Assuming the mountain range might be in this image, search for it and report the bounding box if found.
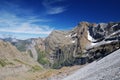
[0,21,120,80]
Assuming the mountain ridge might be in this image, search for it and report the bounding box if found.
[1,21,120,69]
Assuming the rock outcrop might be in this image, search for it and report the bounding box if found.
[45,22,120,68]
[2,22,120,69]
[62,49,120,80]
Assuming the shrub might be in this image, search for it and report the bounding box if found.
[35,46,50,66]
[0,59,7,67]
[0,59,14,67]
[37,51,49,65]
[32,65,42,72]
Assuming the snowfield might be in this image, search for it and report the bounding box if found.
[62,49,120,80]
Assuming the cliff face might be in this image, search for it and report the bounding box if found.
[2,22,120,69]
[45,22,120,68]
[44,30,77,68]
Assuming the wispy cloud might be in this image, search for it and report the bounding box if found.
[42,0,67,14]
[47,7,66,14]
[0,13,53,35]
[0,1,54,37]
[0,23,53,34]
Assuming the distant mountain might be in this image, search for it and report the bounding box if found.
[2,37,19,43]
[0,21,120,80]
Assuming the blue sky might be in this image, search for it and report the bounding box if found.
[0,0,120,39]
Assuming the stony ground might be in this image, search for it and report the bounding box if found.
[1,64,84,80]
[1,49,120,80]
[62,49,120,80]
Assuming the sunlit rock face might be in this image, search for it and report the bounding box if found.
[45,22,120,68]
[3,21,120,69]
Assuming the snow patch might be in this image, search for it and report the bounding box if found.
[71,40,75,43]
[91,42,97,46]
[68,34,71,37]
[71,33,77,37]
[106,41,113,44]
[65,35,68,37]
[112,24,118,28]
[112,30,120,35]
[86,39,118,49]
[106,30,120,39]
[65,34,72,38]
[87,31,96,42]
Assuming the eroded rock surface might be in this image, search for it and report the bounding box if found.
[45,22,120,68]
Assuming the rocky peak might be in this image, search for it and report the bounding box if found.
[2,21,119,69]
[44,21,120,68]
[78,22,90,27]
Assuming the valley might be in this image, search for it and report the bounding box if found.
[0,21,120,80]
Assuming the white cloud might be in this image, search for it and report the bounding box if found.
[0,23,53,34]
[0,0,54,39]
[42,0,66,14]
[47,7,66,14]
[0,13,54,35]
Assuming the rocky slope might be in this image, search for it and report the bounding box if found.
[0,40,42,80]
[2,22,120,69]
[45,22,120,68]
[62,49,120,80]
[3,38,45,61]
[0,21,120,80]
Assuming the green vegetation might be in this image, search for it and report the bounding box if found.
[37,51,49,65]
[14,59,24,64]
[52,63,61,69]
[14,59,43,72]
[0,59,14,67]
[31,65,42,72]
[14,59,31,66]
[35,46,50,66]
[0,59,7,67]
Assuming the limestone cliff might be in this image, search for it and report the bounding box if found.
[45,22,120,68]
